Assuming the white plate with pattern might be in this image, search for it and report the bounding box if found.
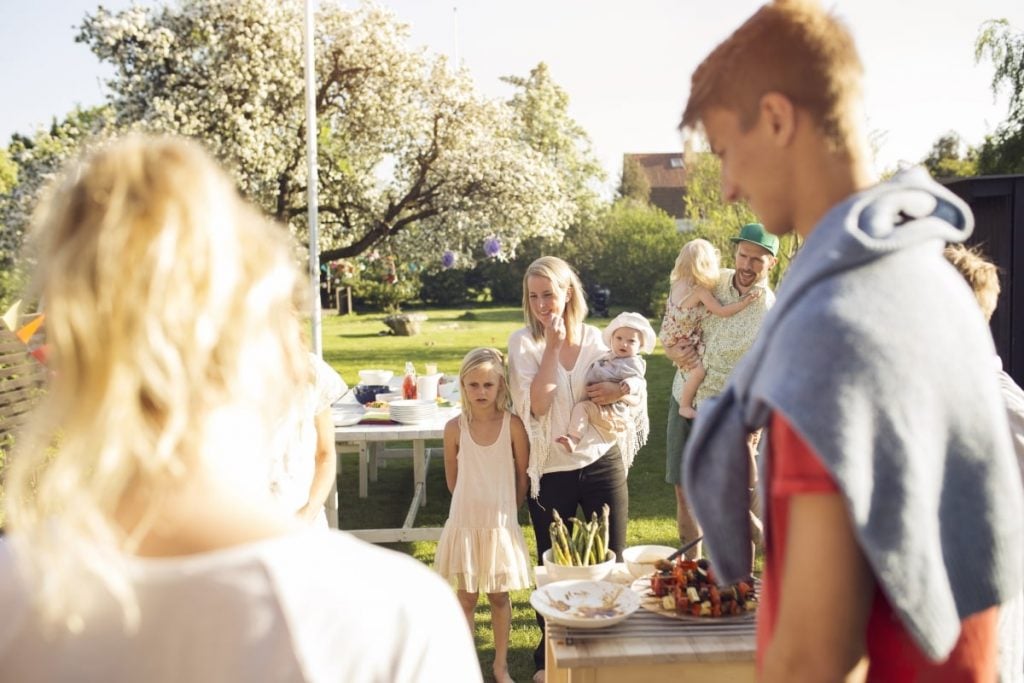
[530,580,640,629]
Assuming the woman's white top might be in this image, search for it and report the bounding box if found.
[0,529,482,682]
[508,324,615,496]
[269,355,346,514]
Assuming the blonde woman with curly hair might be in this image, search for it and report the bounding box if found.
[0,135,480,683]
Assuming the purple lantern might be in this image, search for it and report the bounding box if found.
[483,236,501,258]
[441,250,456,269]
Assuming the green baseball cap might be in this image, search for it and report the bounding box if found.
[730,223,779,257]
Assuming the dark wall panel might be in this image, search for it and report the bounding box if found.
[946,175,1024,386]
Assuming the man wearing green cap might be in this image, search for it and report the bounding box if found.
[663,222,777,559]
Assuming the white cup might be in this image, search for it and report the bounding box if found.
[416,374,440,401]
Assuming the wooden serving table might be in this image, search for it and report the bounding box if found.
[536,564,756,682]
[329,405,460,544]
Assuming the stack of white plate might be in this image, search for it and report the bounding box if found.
[388,399,439,425]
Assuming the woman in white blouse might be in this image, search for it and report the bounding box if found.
[506,256,632,679]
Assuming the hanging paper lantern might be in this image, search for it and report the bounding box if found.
[483,236,501,258]
[441,250,456,269]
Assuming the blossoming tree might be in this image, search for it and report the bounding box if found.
[63,0,576,265]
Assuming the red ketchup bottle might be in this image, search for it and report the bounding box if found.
[402,362,417,400]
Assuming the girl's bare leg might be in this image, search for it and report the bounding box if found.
[456,589,478,634]
[487,591,514,683]
[678,362,706,418]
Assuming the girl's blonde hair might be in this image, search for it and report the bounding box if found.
[5,135,308,631]
[670,238,721,290]
[521,256,588,342]
[458,347,509,417]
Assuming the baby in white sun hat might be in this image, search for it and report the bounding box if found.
[556,311,656,455]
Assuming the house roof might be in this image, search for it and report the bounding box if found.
[623,153,687,189]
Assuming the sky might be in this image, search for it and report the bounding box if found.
[2,1,1023,194]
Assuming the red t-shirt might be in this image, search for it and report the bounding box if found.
[757,412,997,680]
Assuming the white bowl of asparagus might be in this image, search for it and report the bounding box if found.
[542,505,615,582]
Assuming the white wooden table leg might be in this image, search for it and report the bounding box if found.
[413,440,426,506]
[358,442,368,498]
[370,442,379,482]
[326,478,339,529]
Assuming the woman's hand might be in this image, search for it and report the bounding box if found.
[544,315,567,348]
[586,381,626,406]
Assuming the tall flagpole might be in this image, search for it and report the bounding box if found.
[452,5,459,67]
[304,0,322,357]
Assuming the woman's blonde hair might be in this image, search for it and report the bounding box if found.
[671,238,721,290]
[458,347,509,417]
[5,135,308,630]
[521,256,588,342]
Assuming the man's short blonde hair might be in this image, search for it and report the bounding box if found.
[680,0,863,155]
[944,244,1001,321]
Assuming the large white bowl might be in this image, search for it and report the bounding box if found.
[530,579,640,629]
[542,548,615,583]
[622,544,677,579]
[332,405,366,427]
[358,369,394,385]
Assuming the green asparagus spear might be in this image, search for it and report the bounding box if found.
[549,522,561,562]
[592,515,606,563]
[556,522,573,565]
[582,520,597,566]
[602,504,610,558]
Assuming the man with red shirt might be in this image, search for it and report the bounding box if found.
[678,1,1024,680]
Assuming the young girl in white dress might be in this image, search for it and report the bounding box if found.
[659,238,762,418]
[434,347,531,683]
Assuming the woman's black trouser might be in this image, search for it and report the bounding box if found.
[527,446,629,672]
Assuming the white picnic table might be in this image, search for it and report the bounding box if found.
[327,404,460,544]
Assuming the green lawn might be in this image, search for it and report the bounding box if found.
[324,306,679,682]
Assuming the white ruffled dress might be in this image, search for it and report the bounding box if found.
[433,413,532,593]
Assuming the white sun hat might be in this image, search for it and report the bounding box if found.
[602,311,657,354]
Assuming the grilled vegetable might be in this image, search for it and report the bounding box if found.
[647,555,758,618]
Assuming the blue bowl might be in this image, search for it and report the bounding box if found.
[354,384,390,405]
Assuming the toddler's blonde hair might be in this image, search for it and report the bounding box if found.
[671,238,721,290]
